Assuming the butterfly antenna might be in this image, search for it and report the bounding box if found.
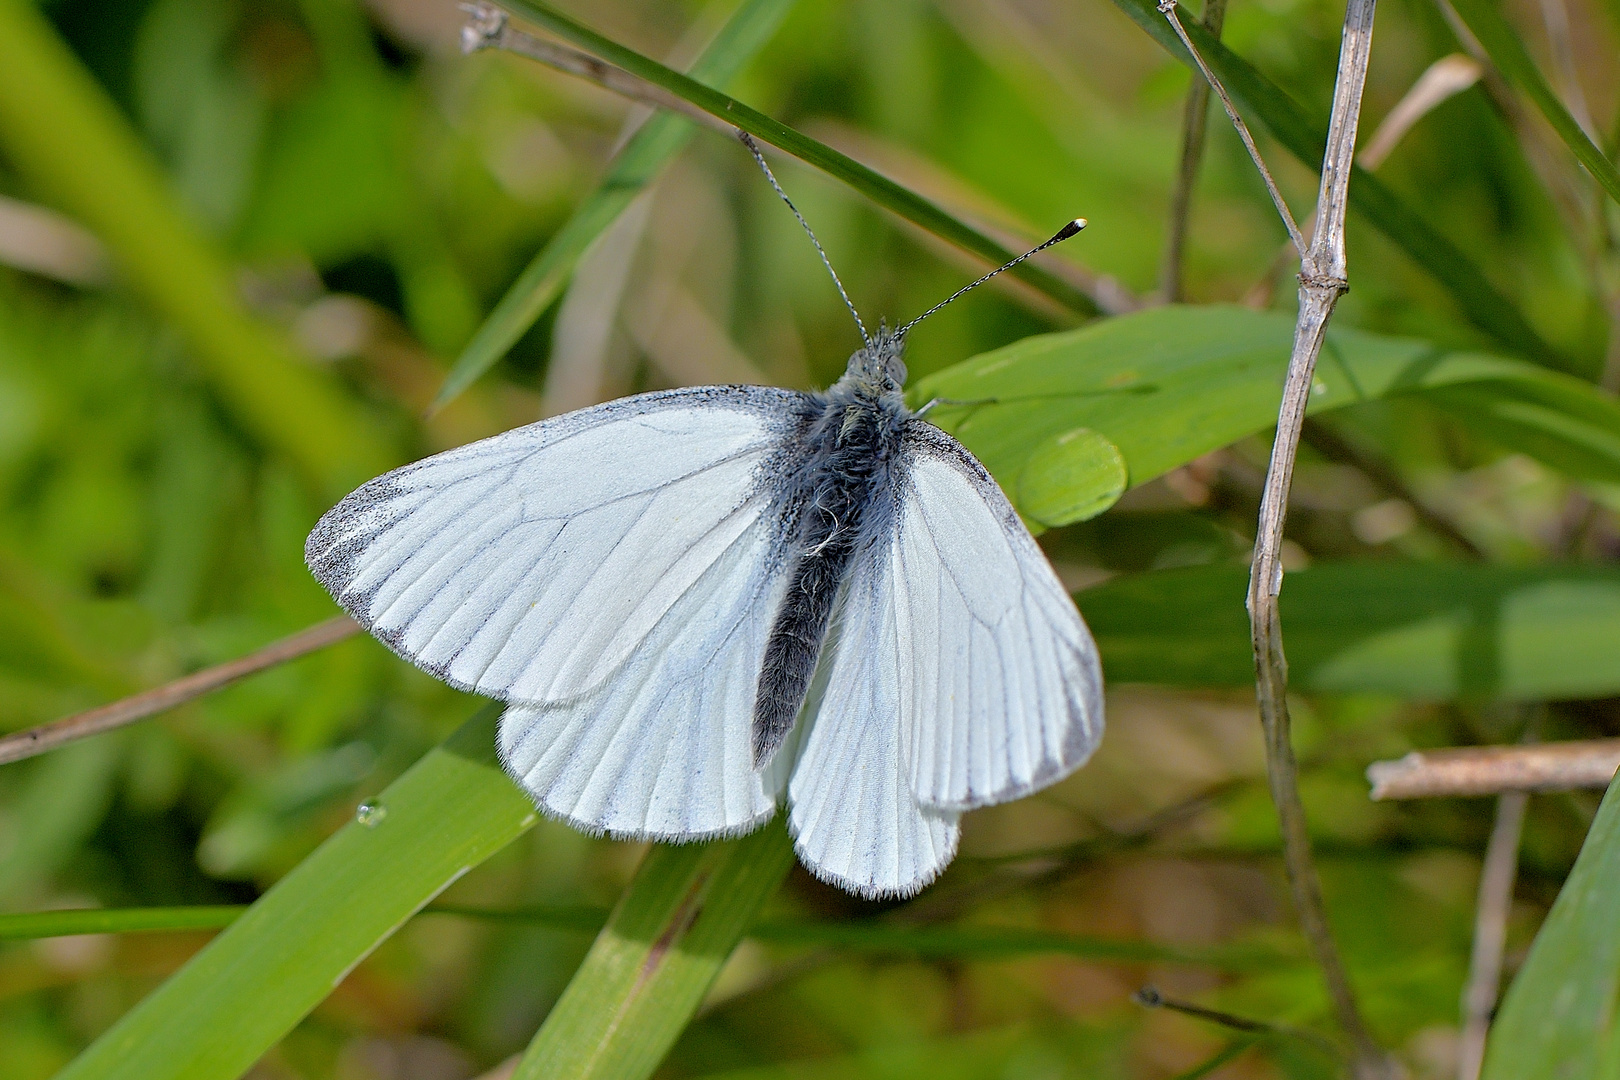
[739,131,870,348]
[898,219,1087,336]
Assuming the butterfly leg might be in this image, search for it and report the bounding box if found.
[914,395,998,419]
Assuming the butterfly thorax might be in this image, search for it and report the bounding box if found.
[752,330,912,766]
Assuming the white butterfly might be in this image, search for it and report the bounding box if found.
[306,317,1103,897]
[305,142,1102,896]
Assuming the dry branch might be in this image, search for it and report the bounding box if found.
[1161,0,1392,1072]
[0,616,360,766]
[1367,740,1620,799]
[1456,789,1527,1080]
[1157,0,1304,254]
[1244,52,1480,308]
[1159,0,1229,302]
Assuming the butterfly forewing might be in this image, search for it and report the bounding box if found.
[306,386,806,707]
[892,425,1104,812]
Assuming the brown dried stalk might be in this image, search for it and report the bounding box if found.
[1456,790,1527,1080]
[1246,5,1387,1074]
[1159,0,1229,302]
[1367,739,1620,799]
[1163,0,1392,1073]
[0,616,360,766]
[1157,0,1305,255]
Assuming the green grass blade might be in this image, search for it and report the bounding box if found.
[1107,0,1568,370]
[512,819,797,1080]
[0,904,605,941]
[0,906,247,940]
[497,1,1099,318]
[1447,0,1620,207]
[1482,779,1620,1078]
[0,902,1279,969]
[688,1025,1121,1080]
[1082,562,1620,700]
[0,0,391,496]
[746,920,1283,970]
[55,704,537,1080]
[434,0,799,410]
[912,305,1620,524]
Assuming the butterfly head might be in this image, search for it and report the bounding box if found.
[841,322,908,396]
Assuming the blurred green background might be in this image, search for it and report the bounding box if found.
[0,0,1617,1076]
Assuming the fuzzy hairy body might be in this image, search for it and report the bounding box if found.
[752,333,911,765]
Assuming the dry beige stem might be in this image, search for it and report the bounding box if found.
[0,617,360,767]
[1367,739,1620,799]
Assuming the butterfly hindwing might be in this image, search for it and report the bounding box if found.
[892,423,1104,812]
[497,504,793,839]
[788,552,961,899]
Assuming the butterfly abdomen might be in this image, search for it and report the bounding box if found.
[753,387,908,766]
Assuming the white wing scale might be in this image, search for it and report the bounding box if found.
[307,386,806,838]
[499,505,792,838]
[788,559,961,898]
[892,424,1104,812]
[307,387,803,704]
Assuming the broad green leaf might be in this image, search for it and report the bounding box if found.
[1482,778,1620,1079]
[512,821,797,1080]
[56,704,538,1080]
[1447,0,1620,208]
[0,0,391,496]
[1419,378,1620,484]
[498,1,1099,317]
[1108,0,1568,371]
[911,306,1620,523]
[434,0,799,410]
[1017,428,1128,528]
[1081,562,1620,700]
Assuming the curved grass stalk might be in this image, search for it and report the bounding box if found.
[491,1,1100,318]
[433,0,799,410]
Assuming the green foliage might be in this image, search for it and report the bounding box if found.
[500,0,1100,316]
[513,824,797,1080]
[1109,0,1573,370]
[56,706,535,1080]
[434,0,801,409]
[0,0,1617,1077]
[0,0,391,495]
[1482,781,1620,1079]
[914,305,1620,522]
[1084,562,1620,699]
[1446,0,1620,209]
